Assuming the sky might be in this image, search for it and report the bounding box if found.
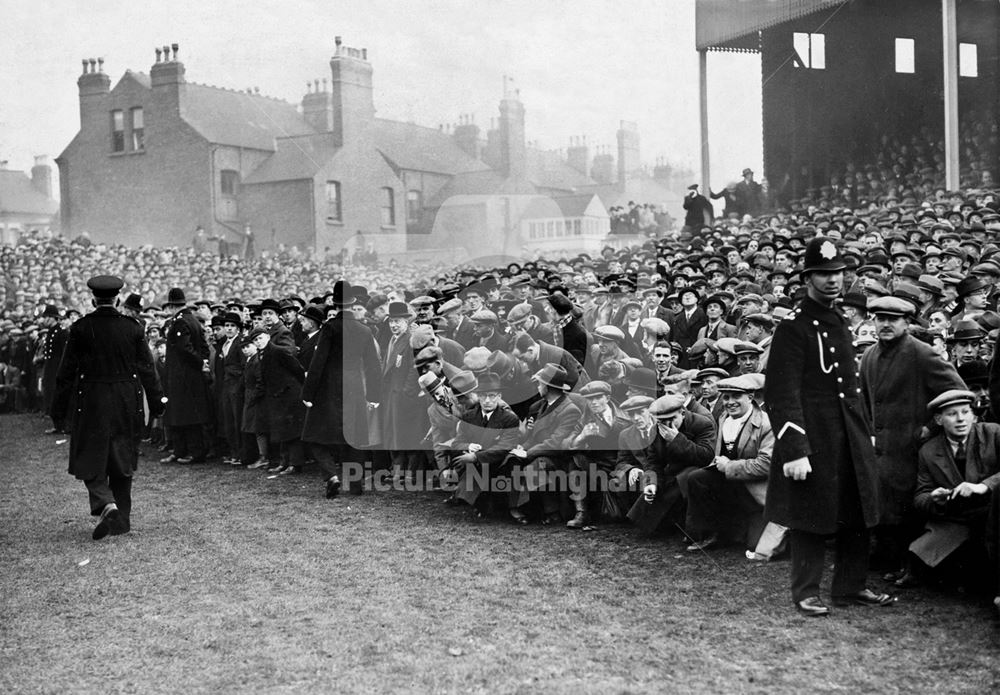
[0,0,762,194]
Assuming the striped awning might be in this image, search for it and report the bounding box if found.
[696,0,849,51]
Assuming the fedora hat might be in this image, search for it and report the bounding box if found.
[449,370,479,398]
[259,298,282,313]
[532,363,572,391]
[221,311,244,329]
[948,319,986,343]
[475,371,503,392]
[298,304,327,326]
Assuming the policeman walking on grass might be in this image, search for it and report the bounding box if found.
[52,275,163,540]
[764,238,895,617]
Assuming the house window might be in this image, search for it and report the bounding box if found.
[130,107,145,150]
[894,38,915,74]
[960,43,978,77]
[793,32,825,70]
[574,219,582,236]
[546,221,554,238]
[111,110,125,152]
[380,187,396,226]
[220,169,240,196]
[326,181,342,221]
[407,189,422,223]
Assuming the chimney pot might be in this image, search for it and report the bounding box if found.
[335,36,342,46]
[89,58,96,72]
[162,45,170,60]
[321,78,327,91]
[254,86,260,94]
[171,43,179,60]
[81,59,89,74]
[362,48,367,60]
[306,81,312,93]
[98,57,104,72]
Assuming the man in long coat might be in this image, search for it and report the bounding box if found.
[161,288,212,463]
[254,328,306,474]
[381,301,430,480]
[859,296,963,584]
[765,237,893,617]
[52,275,163,539]
[302,281,382,497]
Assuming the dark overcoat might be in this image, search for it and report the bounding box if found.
[859,334,963,524]
[240,353,266,434]
[380,328,429,450]
[301,314,382,448]
[259,343,306,442]
[164,309,212,427]
[764,296,880,534]
[52,306,162,480]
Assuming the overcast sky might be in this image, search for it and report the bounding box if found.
[0,0,761,191]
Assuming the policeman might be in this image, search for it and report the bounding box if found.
[764,237,894,616]
[52,275,163,540]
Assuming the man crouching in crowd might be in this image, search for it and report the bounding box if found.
[913,389,1000,616]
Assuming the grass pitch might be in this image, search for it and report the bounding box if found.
[1,414,998,693]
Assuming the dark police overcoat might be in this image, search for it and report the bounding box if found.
[764,296,880,534]
[52,306,162,480]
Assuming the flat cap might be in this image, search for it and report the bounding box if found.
[506,303,534,325]
[409,295,437,307]
[87,275,124,298]
[717,373,765,393]
[436,298,463,315]
[621,395,655,412]
[470,309,499,324]
[867,296,914,317]
[594,325,625,342]
[414,345,444,368]
[649,394,687,419]
[695,367,730,382]
[926,389,975,413]
[579,380,613,398]
[732,341,764,356]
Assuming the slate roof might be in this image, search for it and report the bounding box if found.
[520,194,601,219]
[373,119,490,175]
[0,171,58,216]
[243,133,341,184]
[425,170,537,208]
[181,83,315,150]
[526,149,593,192]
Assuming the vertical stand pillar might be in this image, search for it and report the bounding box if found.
[699,48,710,192]
[942,0,960,190]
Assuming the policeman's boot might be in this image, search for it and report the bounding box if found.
[566,499,588,529]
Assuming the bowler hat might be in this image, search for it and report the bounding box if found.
[624,367,657,395]
[330,280,356,307]
[164,287,187,306]
[259,298,282,313]
[221,311,244,328]
[386,302,414,319]
[122,294,144,313]
[40,304,62,319]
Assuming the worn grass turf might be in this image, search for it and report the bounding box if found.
[2,414,998,694]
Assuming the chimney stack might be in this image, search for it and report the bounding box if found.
[616,120,640,192]
[453,113,481,159]
[498,83,526,180]
[77,55,110,127]
[591,146,615,185]
[566,135,590,177]
[150,42,186,115]
[329,36,374,146]
[31,155,53,199]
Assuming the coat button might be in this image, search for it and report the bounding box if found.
[837,377,843,383]
[839,393,845,398]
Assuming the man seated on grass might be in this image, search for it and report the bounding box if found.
[448,371,520,518]
[913,389,1000,616]
[684,374,774,553]
[624,393,716,536]
[504,363,581,526]
[565,380,631,529]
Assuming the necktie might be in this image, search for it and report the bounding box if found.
[954,440,967,478]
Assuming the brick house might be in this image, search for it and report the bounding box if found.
[57,40,673,260]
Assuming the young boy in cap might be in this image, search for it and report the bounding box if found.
[913,389,1000,615]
